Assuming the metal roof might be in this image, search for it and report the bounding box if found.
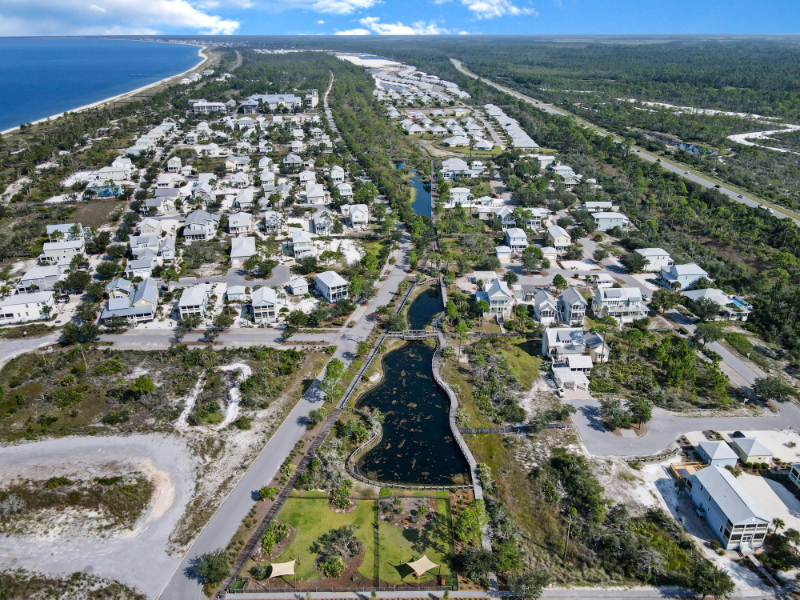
[692,466,769,524]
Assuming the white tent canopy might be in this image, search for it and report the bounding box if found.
[268,560,296,579]
[406,554,439,578]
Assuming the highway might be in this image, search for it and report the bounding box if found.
[450,58,800,227]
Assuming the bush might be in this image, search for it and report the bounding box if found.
[250,563,269,580]
[262,521,289,555]
[258,486,278,501]
[195,549,229,584]
[318,555,346,578]
[710,540,721,550]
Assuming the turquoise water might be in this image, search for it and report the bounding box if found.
[0,39,202,131]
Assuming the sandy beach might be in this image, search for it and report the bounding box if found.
[0,42,209,136]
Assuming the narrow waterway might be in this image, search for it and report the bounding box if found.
[396,162,432,218]
[356,342,468,486]
[405,286,441,330]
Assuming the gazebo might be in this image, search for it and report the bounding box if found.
[405,554,440,580]
[267,560,296,587]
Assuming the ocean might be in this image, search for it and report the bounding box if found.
[0,38,203,132]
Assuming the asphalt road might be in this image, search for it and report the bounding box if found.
[158,233,411,600]
[450,58,800,227]
[0,333,59,368]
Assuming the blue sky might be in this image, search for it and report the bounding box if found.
[1,0,799,37]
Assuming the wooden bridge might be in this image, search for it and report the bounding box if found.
[386,329,438,340]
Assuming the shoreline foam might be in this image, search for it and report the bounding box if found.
[1,42,208,136]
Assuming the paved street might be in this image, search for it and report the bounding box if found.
[450,59,800,227]
[0,333,59,368]
[173,264,292,290]
[158,232,411,600]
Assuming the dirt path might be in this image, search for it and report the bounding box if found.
[0,434,197,599]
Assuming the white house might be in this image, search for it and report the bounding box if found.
[476,279,513,316]
[546,226,571,254]
[688,466,769,550]
[0,292,55,324]
[167,157,182,173]
[533,290,557,324]
[593,287,646,324]
[658,263,709,291]
[449,187,471,205]
[183,210,220,243]
[635,248,673,272]
[315,271,349,303]
[39,240,85,265]
[100,278,158,325]
[226,286,248,302]
[291,231,314,258]
[505,228,528,253]
[287,277,309,296]
[17,265,65,293]
[697,441,739,469]
[349,204,369,228]
[299,170,316,185]
[228,212,253,234]
[557,287,587,325]
[230,236,256,266]
[178,284,213,320]
[541,327,586,360]
[251,286,277,323]
[495,246,512,262]
[592,212,629,232]
[330,166,345,185]
[682,288,752,322]
[337,183,353,199]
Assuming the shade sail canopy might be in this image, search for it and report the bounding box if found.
[269,560,296,578]
[406,555,439,577]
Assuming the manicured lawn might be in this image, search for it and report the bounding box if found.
[378,498,455,585]
[272,498,376,582]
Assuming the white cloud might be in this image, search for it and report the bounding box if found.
[0,0,239,34]
[460,0,536,18]
[317,19,325,23]
[274,0,378,14]
[335,27,370,34]
[459,30,470,34]
[358,16,448,34]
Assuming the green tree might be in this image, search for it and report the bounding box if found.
[129,375,155,398]
[195,549,229,584]
[753,376,796,404]
[654,336,696,387]
[456,321,470,357]
[552,274,568,291]
[593,248,609,262]
[503,271,518,285]
[650,288,682,313]
[689,560,735,600]
[321,358,345,399]
[508,570,550,600]
[454,499,488,547]
[620,252,647,273]
[626,397,653,427]
[694,322,725,346]
[690,297,721,322]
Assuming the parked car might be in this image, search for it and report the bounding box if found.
[714,184,721,188]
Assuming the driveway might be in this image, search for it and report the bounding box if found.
[158,232,412,600]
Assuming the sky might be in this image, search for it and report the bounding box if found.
[1,0,799,37]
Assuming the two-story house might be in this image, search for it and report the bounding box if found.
[315,271,349,303]
[262,210,285,234]
[657,262,710,291]
[178,283,213,320]
[557,286,587,325]
[593,287,646,324]
[183,210,220,244]
[505,228,528,254]
[476,279,514,316]
[449,187,472,205]
[547,225,572,255]
[533,289,558,324]
[251,286,278,323]
[635,248,673,272]
[291,231,314,258]
[17,265,65,293]
[100,278,159,325]
[228,212,253,234]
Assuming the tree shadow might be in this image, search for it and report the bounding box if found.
[183,554,206,583]
[578,404,606,432]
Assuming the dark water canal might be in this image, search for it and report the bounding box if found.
[356,342,469,486]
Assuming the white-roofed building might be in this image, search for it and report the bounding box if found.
[557,287,587,325]
[315,271,349,303]
[542,327,586,359]
[290,231,314,258]
[0,292,55,324]
[228,212,253,234]
[592,211,629,232]
[731,438,774,465]
[476,279,513,315]
[178,284,213,320]
[688,466,769,550]
[230,236,256,266]
[533,290,557,324]
[287,277,309,296]
[546,225,571,254]
[682,288,752,322]
[17,265,65,293]
[657,263,709,291]
[251,286,278,323]
[697,441,739,469]
[635,248,673,272]
[449,187,471,205]
[505,228,528,253]
[593,287,646,324]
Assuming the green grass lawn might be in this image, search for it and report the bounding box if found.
[272,498,376,582]
[378,498,455,585]
[495,339,542,390]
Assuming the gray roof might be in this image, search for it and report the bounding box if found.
[734,438,773,458]
[315,271,348,288]
[105,278,133,295]
[19,265,61,282]
[547,225,570,239]
[699,441,739,461]
[231,236,256,259]
[692,466,769,524]
[185,210,220,227]
[252,286,277,307]
[560,286,587,307]
[154,188,180,198]
[131,278,158,306]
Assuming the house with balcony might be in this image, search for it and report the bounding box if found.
[312,212,334,236]
[592,211,629,232]
[557,286,587,325]
[349,204,369,228]
[541,327,586,359]
[100,278,158,325]
[687,466,769,551]
[657,262,710,290]
[251,286,277,323]
[330,166,345,185]
[450,187,471,205]
[593,287,646,324]
[183,210,220,244]
[476,279,513,316]
[17,265,65,293]
[635,248,673,272]
[533,289,557,324]
[228,212,253,234]
[315,271,349,303]
[505,228,528,253]
[39,239,85,265]
[178,283,213,320]
[290,231,314,258]
[496,207,515,230]
[0,292,56,324]
[262,210,285,234]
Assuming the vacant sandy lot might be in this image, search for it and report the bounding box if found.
[0,434,197,598]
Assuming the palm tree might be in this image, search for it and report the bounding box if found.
[772,518,785,534]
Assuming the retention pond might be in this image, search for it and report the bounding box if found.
[396,162,431,218]
[356,342,469,486]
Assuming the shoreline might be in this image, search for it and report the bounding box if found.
[0,42,209,136]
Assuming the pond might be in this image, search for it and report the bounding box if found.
[405,287,441,330]
[356,343,469,487]
[396,162,431,218]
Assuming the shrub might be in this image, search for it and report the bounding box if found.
[93,359,126,376]
[262,521,289,555]
[195,549,229,584]
[0,494,25,518]
[101,410,130,426]
[318,555,346,578]
[234,416,252,430]
[710,540,722,550]
[250,563,269,580]
[258,486,278,501]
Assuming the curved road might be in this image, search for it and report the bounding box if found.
[450,58,800,227]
